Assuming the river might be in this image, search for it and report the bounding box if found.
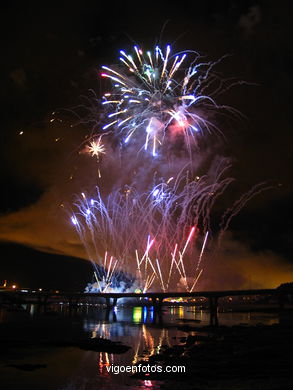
[0,304,279,389]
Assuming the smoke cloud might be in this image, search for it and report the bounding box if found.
[1,192,292,290]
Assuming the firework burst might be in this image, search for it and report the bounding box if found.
[68,43,266,293]
[100,45,228,156]
[86,137,106,159]
[69,158,269,292]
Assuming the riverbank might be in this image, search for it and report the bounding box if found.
[0,305,290,389]
[132,312,293,389]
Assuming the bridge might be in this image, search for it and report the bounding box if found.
[0,287,289,325]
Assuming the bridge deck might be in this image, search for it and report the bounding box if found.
[72,288,277,299]
[1,288,278,300]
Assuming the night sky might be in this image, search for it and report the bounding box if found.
[0,1,292,290]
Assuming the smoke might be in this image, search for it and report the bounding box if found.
[0,98,290,292]
[0,189,85,259]
[1,193,292,290]
[238,5,262,37]
[1,14,292,291]
[197,234,293,290]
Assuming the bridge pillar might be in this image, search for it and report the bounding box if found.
[209,296,218,326]
[105,307,117,321]
[151,297,163,310]
[149,297,163,324]
[37,294,42,305]
[43,294,49,305]
[105,297,118,309]
[37,293,49,305]
[278,293,285,311]
[151,297,156,307]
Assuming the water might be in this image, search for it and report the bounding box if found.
[0,304,279,390]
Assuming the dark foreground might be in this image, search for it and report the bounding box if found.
[133,314,293,389]
[0,305,292,389]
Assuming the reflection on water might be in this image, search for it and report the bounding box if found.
[83,306,178,373]
[0,304,279,390]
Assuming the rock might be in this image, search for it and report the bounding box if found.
[6,364,47,371]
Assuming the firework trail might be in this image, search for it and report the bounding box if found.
[70,158,268,292]
[97,45,236,157]
[86,137,106,159]
[68,44,265,292]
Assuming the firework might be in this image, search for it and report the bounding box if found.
[68,43,266,293]
[86,137,106,159]
[69,158,266,292]
[100,45,230,156]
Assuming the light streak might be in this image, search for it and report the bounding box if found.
[87,138,106,159]
[190,269,203,293]
[97,45,230,156]
[69,44,265,293]
[156,258,165,292]
[197,231,209,270]
[70,161,256,292]
[181,226,196,256]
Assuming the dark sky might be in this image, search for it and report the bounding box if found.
[0,0,292,289]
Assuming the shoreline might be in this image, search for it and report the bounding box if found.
[131,314,293,389]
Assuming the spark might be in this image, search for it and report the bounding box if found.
[70,161,260,292]
[71,216,78,225]
[196,231,209,270]
[181,226,196,256]
[87,138,106,159]
[69,44,264,294]
[99,45,227,156]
